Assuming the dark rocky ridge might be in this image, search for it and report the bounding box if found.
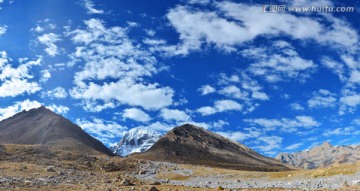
[0,106,114,156]
[132,124,290,171]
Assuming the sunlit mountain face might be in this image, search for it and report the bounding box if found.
[0,0,359,156]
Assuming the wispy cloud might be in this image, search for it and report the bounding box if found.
[245,116,320,133]
[83,0,104,14]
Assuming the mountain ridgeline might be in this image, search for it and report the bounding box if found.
[0,106,114,156]
[132,124,290,171]
[276,142,360,169]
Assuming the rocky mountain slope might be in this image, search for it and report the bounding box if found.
[111,127,162,156]
[132,124,290,171]
[276,142,360,169]
[0,106,114,155]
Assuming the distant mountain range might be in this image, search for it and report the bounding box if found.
[276,142,360,169]
[111,126,162,156]
[132,124,290,171]
[0,106,113,155]
[5,107,359,171]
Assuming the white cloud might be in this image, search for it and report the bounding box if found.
[296,116,320,127]
[285,143,303,150]
[40,70,51,82]
[122,108,151,122]
[218,85,247,99]
[211,120,228,130]
[37,33,61,57]
[187,0,210,5]
[76,117,127,145]
[68,19,174,110]
[127,21,138,27]
[339,93,360,114]
[157,2,357,56]
[160,108,190,122]
[241,41,316,83]
[33,25,44,33]
[83,0,104,14]
[321,57,346,82]
[197,99,242,116]
[290,103,304,111]
[42,87,68,99]
[245,116,320,133]
[81,100,117,112]
[0,101,69,121]
[216,131,249,142]
[134,121,174,132]
[0,79,41,97]
[47,104,69,114]
[323,126,360,137]
[0,100,42,121]
[70,79,174,110]
[0,52,42,97]
[340,94,360,107]
[0,25,6,36]
[307,89,337,108]
[255,136,283,152]
[218,73,269,101]
[198,84,215,95]
[196,106,216,116]
[280,0,333,6]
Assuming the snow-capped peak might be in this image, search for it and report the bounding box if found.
[111,126,162,156]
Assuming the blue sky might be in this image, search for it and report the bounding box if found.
[0,0,360,156]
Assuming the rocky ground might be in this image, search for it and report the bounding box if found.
[135,161,360,190]
[1,144,360,191]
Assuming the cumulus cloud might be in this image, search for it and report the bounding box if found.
[122,108,151,122]
[255,136,283,155]
[47,104,69,114]
[0,100,42,121]
[198,84,215,95]
[216,131,250,142]
[40,70,51,82]
[197,99,242,116]
[339,93,360,113]
[160,108,191,122]
[81,100,117,113]
[290,103,304,111]
[0,25,6,36]
[42,87,68,99]
[68,19,174,110]
[70,79,174,110]
[76,117,127,145]
[0,52,42,97]
[37,33,61,57]
[241,41,316,83]
[218,73,269,101]
[307,89,337,109]
[152,2,357,56]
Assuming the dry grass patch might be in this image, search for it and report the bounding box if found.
[155,172,191,181]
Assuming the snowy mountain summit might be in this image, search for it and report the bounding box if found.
[111,127,162,156]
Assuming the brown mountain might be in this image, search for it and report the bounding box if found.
[132,124,290,171]
[0,106,113,156]
[276,142,360,169]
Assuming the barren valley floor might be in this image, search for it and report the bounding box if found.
[1,144,360,191]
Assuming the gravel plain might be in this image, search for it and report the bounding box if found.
[135,161,360,190]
